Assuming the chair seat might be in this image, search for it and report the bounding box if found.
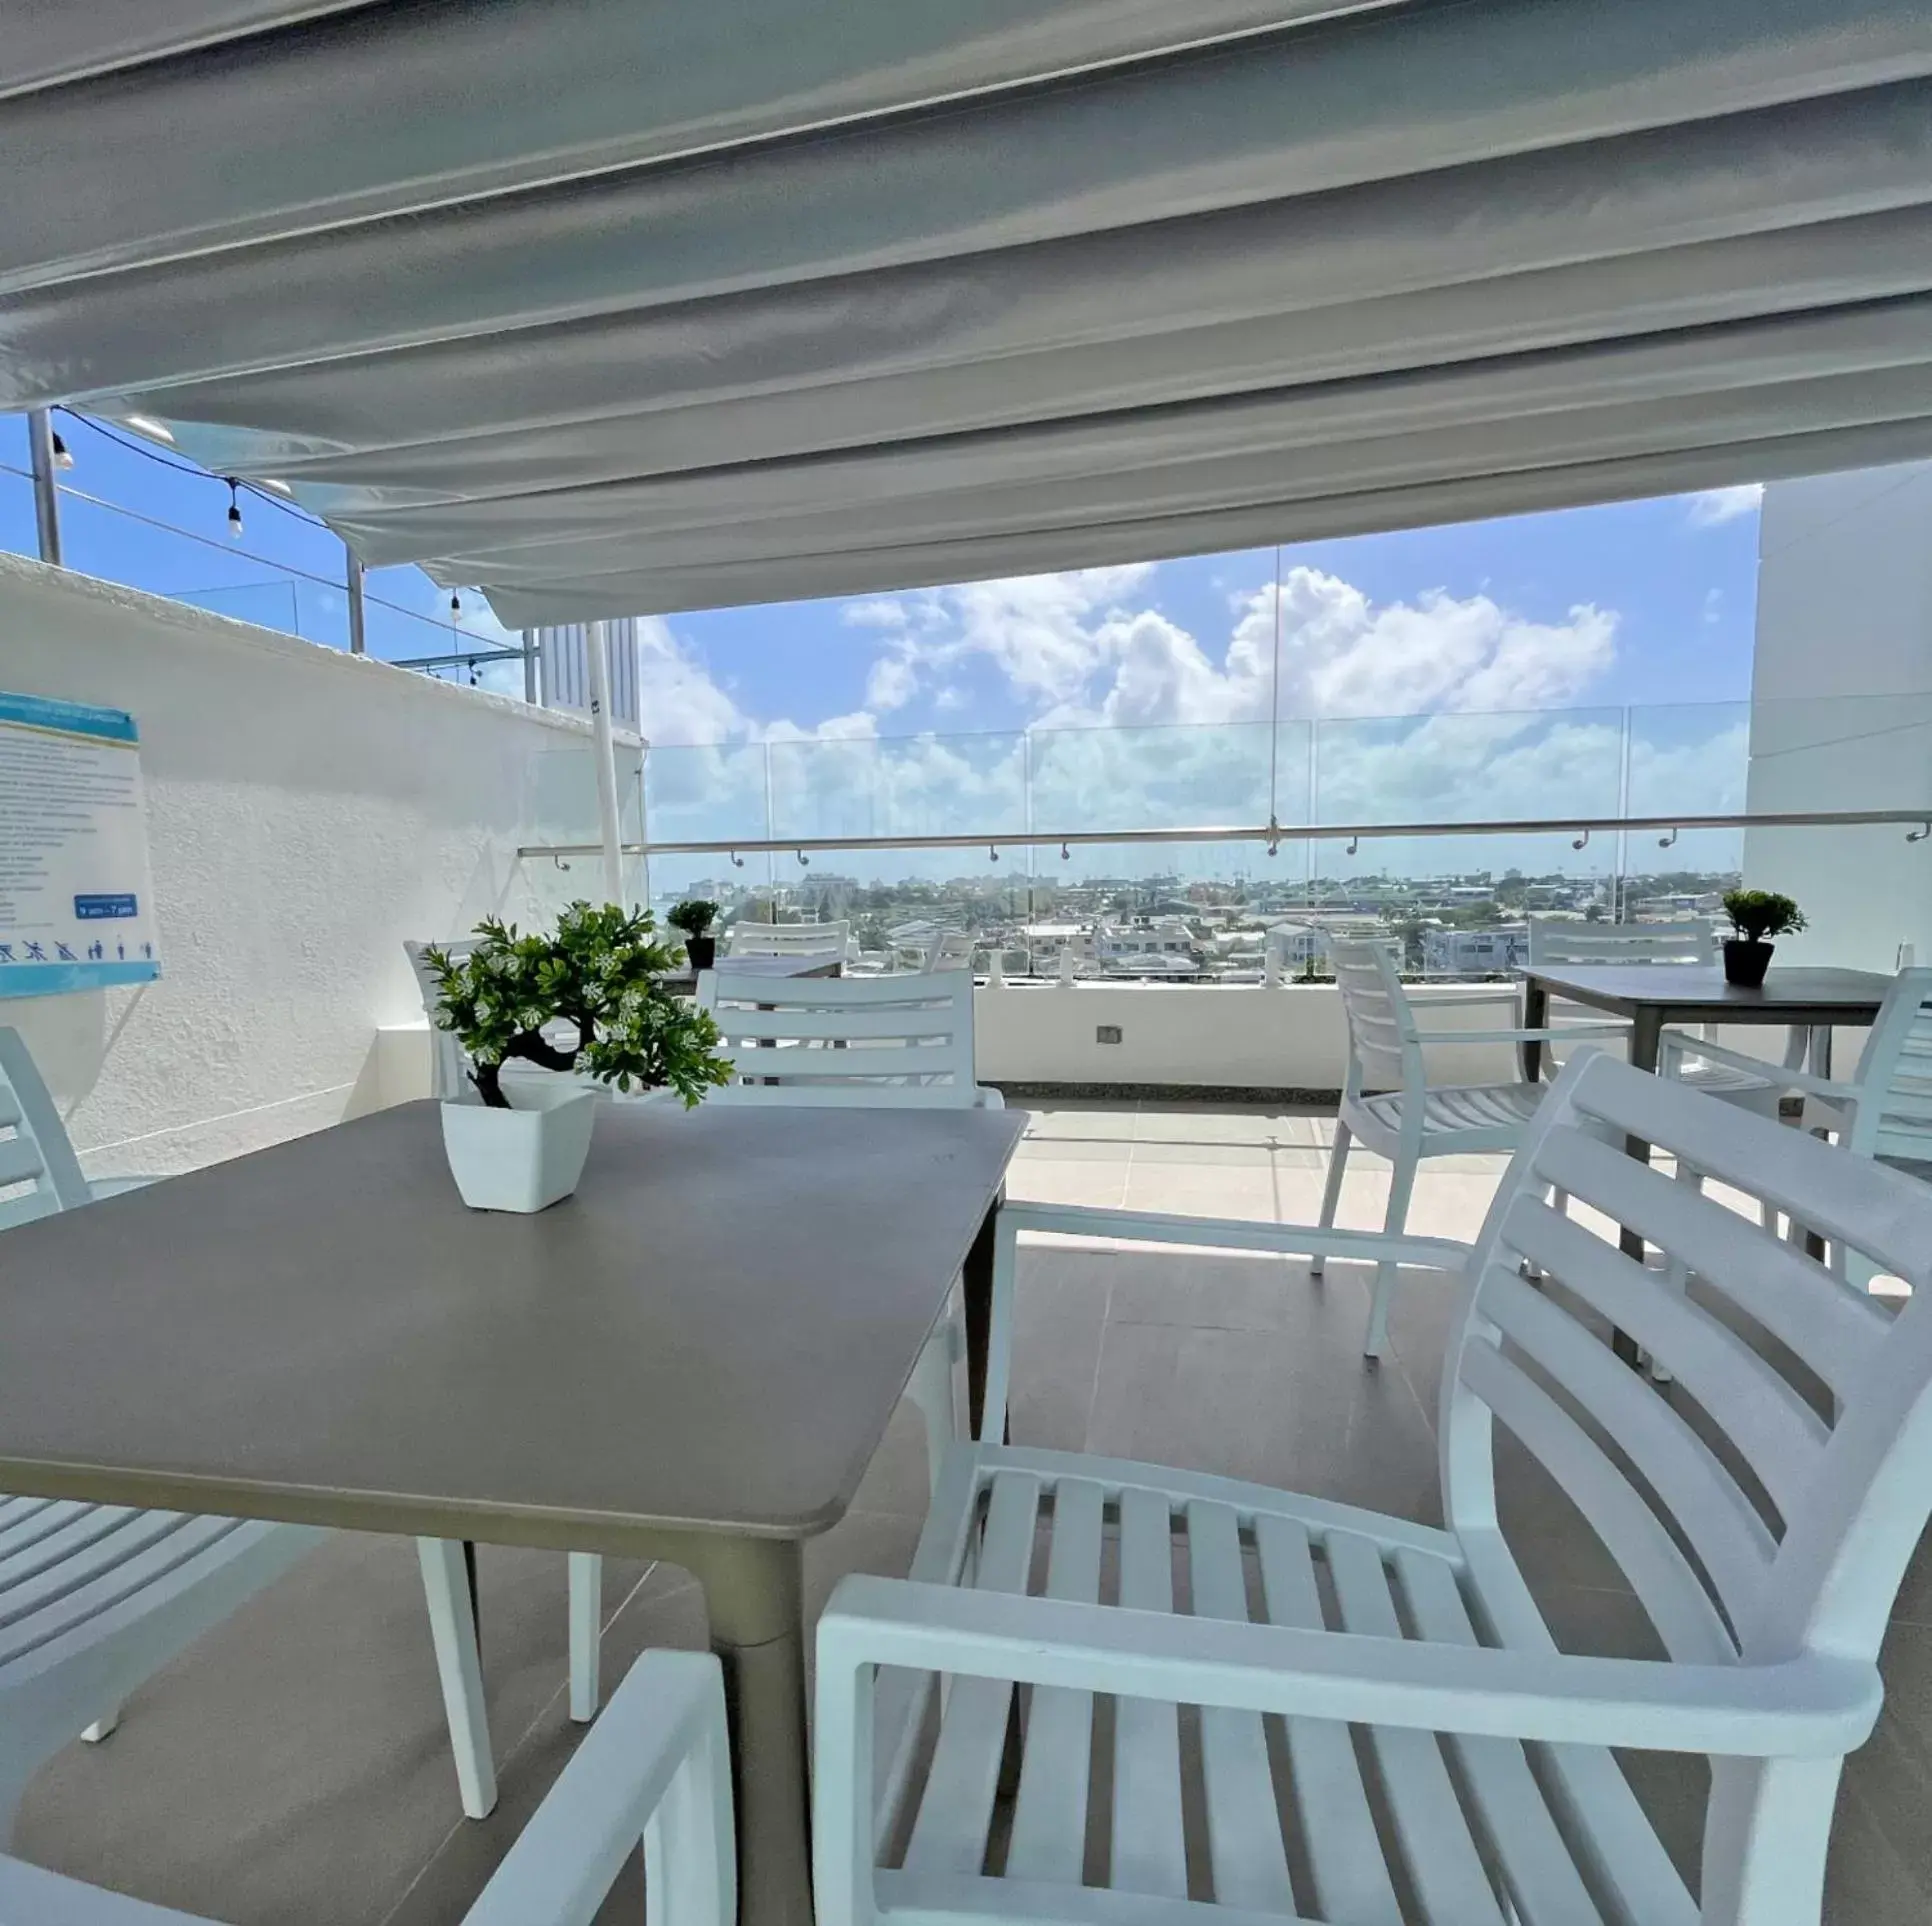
[1356,1081,1547,1138]
[0,1494,289,1667]
[883,1448,1693,1926]
[1673,1053,1783,1111]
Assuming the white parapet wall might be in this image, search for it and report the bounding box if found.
[979,980,1532,1092]
[973,979,1840,1095]
[0,554,625,1178]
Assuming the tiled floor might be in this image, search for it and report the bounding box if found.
[12,1100,1930,1921]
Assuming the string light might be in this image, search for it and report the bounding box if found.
[51,430,73,471]
[450,590,461,618]
[225,480,243,539]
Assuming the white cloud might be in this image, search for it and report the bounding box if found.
[1685,483,1764,527]
[628,556,1657,877]
[634,614,746,745]
[864,651,919,712]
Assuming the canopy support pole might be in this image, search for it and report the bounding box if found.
[345,548,366,654]
[585,619,627,907]
[27,410,62,565]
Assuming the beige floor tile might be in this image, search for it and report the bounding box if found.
[1006,1157,1129,1209]
[1015,1104,1139,1142]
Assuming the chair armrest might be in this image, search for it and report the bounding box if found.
[85,1174,164,1201]
[463,1651,733,1926]
[1411,1025,1628,1046]
[1408,988,1523,1009]
[972,1086,1006,1110]
[820,1578,1879,1759]
[998,1200,1470,1273]
[1657,1030,1850,1098]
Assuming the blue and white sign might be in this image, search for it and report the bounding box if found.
[0,692,160,999]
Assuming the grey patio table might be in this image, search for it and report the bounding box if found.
[1520,962,1893,1359]
[0,1098,1023,1926]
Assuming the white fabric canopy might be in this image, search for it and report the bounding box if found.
[4,0,1930,624]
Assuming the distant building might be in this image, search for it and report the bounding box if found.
[1096,916,1195,963]
[1022,922,1094,970]
[1261,920,1326,968]
[1421,924,1529,974]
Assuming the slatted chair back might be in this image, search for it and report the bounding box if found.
[0,1029,89,1230]
[1326,935,1419,1094]
[404,937,478,1102]
[698,969,984,1107]
[1834,966,1932,1166]
[1445,1050,1932,1920]
[725,918,850,960]
[1526,916,1718,967]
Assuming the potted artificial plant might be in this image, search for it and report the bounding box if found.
[423,902,732,1212]
[1720,888,1807,988]
[668,898,721,973]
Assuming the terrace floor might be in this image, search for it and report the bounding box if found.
[13,1101,1932,1922]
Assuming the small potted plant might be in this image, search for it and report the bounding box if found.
[667,898,721,973]
[423,902,732,1212]
[1720,888,1807,988]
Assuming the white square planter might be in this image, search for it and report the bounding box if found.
[440,1082,599,1213]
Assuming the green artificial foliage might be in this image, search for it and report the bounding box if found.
[425,902,734,1109]
[1720,888,1807,943]
[667,899,720,938]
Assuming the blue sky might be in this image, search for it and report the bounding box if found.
[3,406,1763,741]
[0,411,519,668]
[3,407,1766,884]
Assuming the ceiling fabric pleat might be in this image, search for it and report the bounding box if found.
[3,0,1929,623]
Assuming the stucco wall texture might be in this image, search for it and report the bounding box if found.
[1,553,620,1177]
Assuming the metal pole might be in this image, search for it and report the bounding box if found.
[584,619,628,907]
[27,409,62,565]
[344,548,366,655]
[522,630,539,705]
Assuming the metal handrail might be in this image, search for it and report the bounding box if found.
[520,806,1932,862]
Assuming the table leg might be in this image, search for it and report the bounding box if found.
[961,1194,1003,1442]
[1803,1025,1835,1261]
[1521,978,1548,1084]
[693,1536,812,1926]
[1611,1007,1665,1366]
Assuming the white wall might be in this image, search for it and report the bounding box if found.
[1745,463,1932,971]
[977,980,1558,1091]
[0,554,623,1177]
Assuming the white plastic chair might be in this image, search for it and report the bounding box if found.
[818,1050,1932,1926]
[404,936,477,1102]
[700,967,999,1482]
[1318,936,1622,1357]
[0,1648,732,1926]
[1664,967,1932,1287]
[529,969,997,1800]
[0,1027,569,1823]
[0,1029,326,1830]
[1527,916,1789,1115]
[725,917,851,962]
[700,967,995,1108]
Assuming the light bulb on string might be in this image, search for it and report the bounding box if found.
[225,480,243,539]
[51,430,73,471]
[450,591,462,620]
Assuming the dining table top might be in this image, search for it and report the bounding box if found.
[0,1097,1023,1550]
[1522,962,1896,1025]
